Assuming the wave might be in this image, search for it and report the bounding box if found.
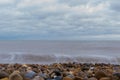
[0,52,119,64]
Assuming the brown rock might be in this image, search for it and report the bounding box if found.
[74,76,83,80]
[88,77,97,80]
[95,71,107,80]
[100,77,111,80]
[9,71,23,80]
[63,77,73,80]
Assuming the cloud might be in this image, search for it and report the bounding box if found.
[0,0,119,40]
[0,0,15,4]
[109,0,120,12]
[80,34,120,40]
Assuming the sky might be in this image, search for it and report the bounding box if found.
[0,0,120,40]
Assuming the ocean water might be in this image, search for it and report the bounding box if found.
[0,40,120,64]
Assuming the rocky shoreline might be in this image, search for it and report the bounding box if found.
[0,62,119,80]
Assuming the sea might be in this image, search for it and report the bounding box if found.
[0,40,120,64]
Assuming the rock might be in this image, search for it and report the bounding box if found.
[100,77,111,80]
[95,71,107,80]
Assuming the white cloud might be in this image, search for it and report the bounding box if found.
[70,2,109,14]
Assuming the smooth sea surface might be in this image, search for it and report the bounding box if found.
[0,40,120,64]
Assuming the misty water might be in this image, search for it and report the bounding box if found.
[0,40,120,64]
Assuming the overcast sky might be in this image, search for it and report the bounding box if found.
[0,0,119,40]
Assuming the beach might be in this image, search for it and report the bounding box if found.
[0,0,119,79]
[0,41,119,80]
[0,63,119,80]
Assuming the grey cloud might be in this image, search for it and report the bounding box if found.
[109,1,120,12]
[0,0,119,40]
[57,0,89,6]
